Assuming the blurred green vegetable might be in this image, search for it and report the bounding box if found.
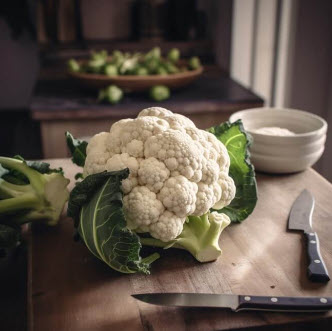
[145,47,161,61]
[67,59,80,72]
[164,62,179,74]
[189,56,201,70]
[119,54,140,75]
[134,66,149,76]
[167,48,180,62]
[91,50,108,61]
[68,47,202,79]
[87,50,109,73]
[149,85,170,101]
[87,59,105,73]
[145,58,160,74]
[99,85,123,104]
[104,64,118,77]
[156,66,168,76]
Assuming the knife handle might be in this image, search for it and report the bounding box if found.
[304,231,330,283]
[237,295,332,312]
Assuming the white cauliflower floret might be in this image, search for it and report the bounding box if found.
[193,182,221,216]
[84,152,109,177]
[201,160,219,185]
[106,153,140,194]
[138,107,173,118]
[205,132,230,172]
[213,172,236,209]
[138,157,170,193]
[106,153,140,176]
[105,119,132,154]
[149,210,185,242]
[144,130,202,180]
[84,132,111,176]
[162,114,196,131]
[139,107,195,131]
[123,186,164,230]
[121,177,138,194]
[108,117,169,156]
[158,176,198,217]
[86,132,110,155]
[83,107,236,242]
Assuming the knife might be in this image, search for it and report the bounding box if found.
[288,189,330,282]
[132,293,332,312]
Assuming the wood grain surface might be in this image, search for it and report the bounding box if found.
[28,159,332,331]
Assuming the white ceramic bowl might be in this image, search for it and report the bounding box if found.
[229,107,328,173]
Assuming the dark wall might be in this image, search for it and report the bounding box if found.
[0,18,41,158]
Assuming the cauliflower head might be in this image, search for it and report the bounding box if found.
[84,107,235,242]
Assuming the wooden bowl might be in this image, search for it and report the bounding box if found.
[67,60,203,92]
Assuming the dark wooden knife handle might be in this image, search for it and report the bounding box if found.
[304,231,330,283]
[237,295,332,312]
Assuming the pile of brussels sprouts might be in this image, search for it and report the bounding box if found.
[67,47,201,104]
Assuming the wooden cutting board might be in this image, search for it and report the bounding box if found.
[28,159,332,331]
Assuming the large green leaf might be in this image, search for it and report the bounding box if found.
[65,132,88,167]
[69,169,159,274]
[208,120,257,222]
[67,170,128,227]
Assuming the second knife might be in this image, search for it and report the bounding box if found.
[288,189,330,282]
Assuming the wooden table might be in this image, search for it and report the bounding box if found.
[30,69,263,159]
[28,159,332,330]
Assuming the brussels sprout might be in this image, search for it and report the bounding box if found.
[104,64,118,76]
[87,57,107,74]
[156,66,168,76]
[99,85,123,104]
[91,50,108,61]
[167,48,180,62]
[189,56,201,70]
[119,57,139,74]
[111,50,124,66]
[164,61,179,74]
[144,47,161,62]
[67,59,80,72]
[134,66,149,76]
[149,85,170,101]
[145,58,160,74]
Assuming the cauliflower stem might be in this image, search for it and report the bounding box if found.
[139,212,230,262]
[0,156,70,252]
[0,157,70,226]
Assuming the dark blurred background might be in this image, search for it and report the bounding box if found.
[0,0,232,162]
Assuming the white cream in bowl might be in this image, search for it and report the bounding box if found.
[229,107,328,173]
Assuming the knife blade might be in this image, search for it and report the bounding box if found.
[288,189,330,282]
[132,293,332,312]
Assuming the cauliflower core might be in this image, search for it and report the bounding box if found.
[84,107,236,242]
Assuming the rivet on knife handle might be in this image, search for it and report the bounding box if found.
[237,295,332,312]
[304,231,330,283]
